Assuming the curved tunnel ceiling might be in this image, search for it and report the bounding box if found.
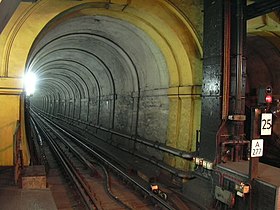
[246,32,280,104]
[10,0,202,170]
[12,0,204,167]
[25,3,176,142]
[28,14,169,98]
[26,3,280,138]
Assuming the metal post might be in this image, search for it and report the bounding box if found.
[249,108,261,180]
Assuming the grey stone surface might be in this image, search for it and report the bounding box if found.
[30,15,170,150]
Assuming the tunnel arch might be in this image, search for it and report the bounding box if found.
[37,83,66,114]
[41,68,89,99]
[246,31,280,105]
[42,73,84,118]
[3,0,202,85]
[27,34,140,94]
[40,67,92,120]
[2,0,202,171]
[35,59,103,124]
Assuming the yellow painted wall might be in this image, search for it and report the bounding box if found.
[166,86,201,170]
[0,95,19,165]
[0,76,28,165]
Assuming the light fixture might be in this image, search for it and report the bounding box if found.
[24,71,37,96]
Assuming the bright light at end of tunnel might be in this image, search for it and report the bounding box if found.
[24,72,37,96]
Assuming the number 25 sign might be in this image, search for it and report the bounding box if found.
[261,113,272,136]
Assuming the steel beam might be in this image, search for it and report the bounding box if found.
[245,0,280,20]
[200,0,224,161]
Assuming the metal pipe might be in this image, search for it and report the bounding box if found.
[74,123,192,179]
[34,108,195,179]
[37,107,195,161]
[233,0,246,162]
[222,0,231,119]
[92,123,194,160]
[61,116,195,160]
[235,0,244,115]
[132,151,193,179]
[108,140,193,179]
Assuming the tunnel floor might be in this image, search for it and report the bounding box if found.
[0,167,57,210]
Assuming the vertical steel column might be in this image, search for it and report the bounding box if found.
[249,108,261,180]
[200,0,224,161]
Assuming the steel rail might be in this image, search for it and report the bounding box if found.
[33,106,193,179]
[32,109,177,210]
[97,162,132,210]
[32,113,134,210]
[31,116,99,210]
[36,106,195,160]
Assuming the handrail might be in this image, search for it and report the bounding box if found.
[13,120,23,184]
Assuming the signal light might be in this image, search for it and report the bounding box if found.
[265,86,273,104]
[257,86,273,105]
[265,95,273,103]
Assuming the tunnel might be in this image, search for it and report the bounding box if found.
[23,0,280,182]
[10,0,203,170]
[1,0,279,172]
[1,1,280,209]
[246,31,280,167]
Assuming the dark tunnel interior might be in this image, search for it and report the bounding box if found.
[26,12,171,162]
[246,32,280,167]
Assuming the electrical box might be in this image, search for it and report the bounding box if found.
[215,186,235,207]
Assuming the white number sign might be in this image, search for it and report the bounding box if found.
[261,113,272,136]
[251,139,263,157]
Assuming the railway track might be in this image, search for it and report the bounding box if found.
[31,110,178,210]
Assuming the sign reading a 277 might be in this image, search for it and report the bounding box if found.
[261,113,272,136]
[251,139,264,157]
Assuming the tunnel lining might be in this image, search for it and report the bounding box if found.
[15,1,203,171]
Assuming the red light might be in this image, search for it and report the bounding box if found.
[265,95,273,103]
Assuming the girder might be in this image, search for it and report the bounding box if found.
[246,0,280,20]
